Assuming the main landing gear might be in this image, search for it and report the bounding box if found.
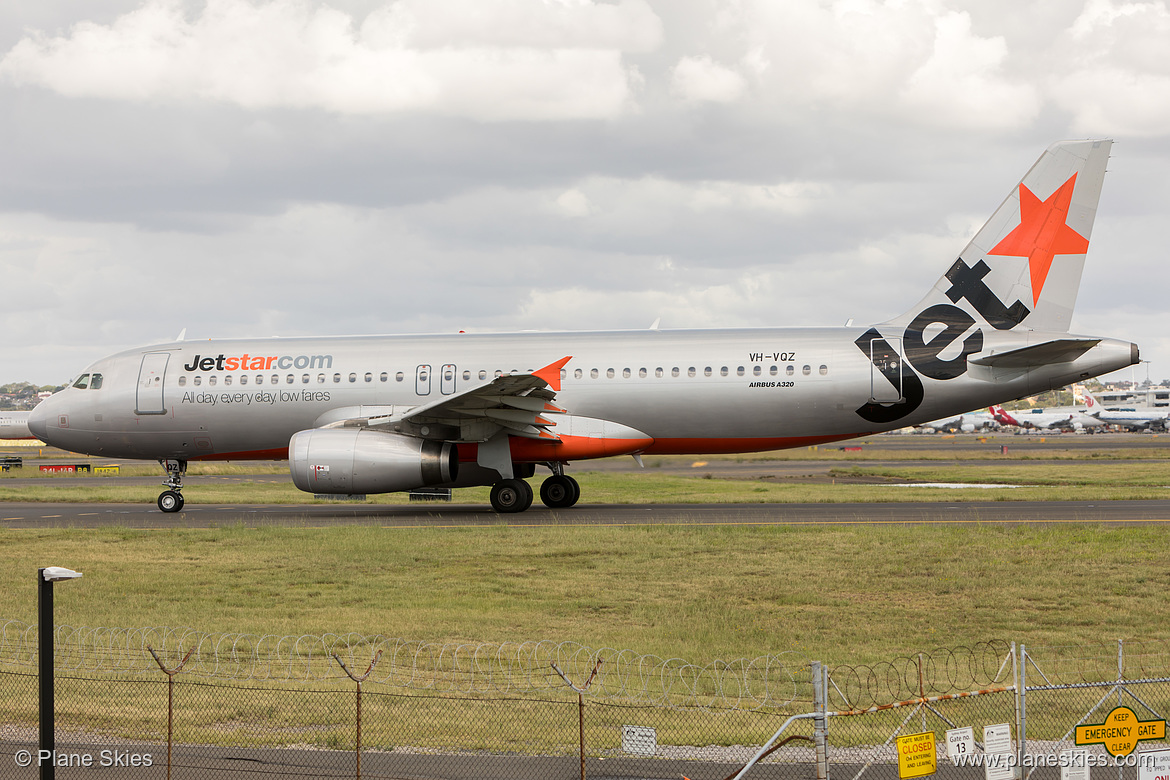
[157,459,187,513]
[488,463,580,513]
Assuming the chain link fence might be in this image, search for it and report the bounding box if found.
[2,623,1169,780]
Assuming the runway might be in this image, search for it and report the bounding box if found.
[3,432,1168,528]
[3,498,1169,528]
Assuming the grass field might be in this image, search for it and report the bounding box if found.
[3,521,1169,666]
[2,440,1169,667]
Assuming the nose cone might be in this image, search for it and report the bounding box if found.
[27,401,51,442]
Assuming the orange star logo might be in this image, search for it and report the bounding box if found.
[988,173,1089,306]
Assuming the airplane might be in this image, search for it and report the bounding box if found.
[916,409,999,433]
[1084,390,1170,430]
[28,139,1140,513]
[989,403,1103,431]
[0,411,33,440]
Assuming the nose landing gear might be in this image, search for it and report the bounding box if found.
[157,459,187,513]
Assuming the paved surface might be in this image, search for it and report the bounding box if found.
[2,499,1168,528]
[3,431,1169,528]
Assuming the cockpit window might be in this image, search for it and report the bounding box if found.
[90,373,103,390]
[72,374,91,389]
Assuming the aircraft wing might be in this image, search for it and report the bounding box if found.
[969,339,1101,369]
[364,356,572,443]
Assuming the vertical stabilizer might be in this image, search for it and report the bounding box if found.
[885,139,1111,333]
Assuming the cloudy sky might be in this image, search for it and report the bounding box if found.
[1,0,1167,386]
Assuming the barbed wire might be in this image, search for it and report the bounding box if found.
[828,641,1014,710]
[1022,639,1170,686]
[0,619,810,709]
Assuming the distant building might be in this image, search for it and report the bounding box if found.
[1096,386,1170,408]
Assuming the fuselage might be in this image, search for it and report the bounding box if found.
[29,325,1138,462]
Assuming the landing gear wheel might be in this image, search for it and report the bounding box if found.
[540,475,580,508]
[158,490,185,513]
[490,479,534,513]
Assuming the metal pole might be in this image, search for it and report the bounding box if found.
[813,662,830,780]
[1018,644,1026,776]
[37,569,53,780]
[578,692,585,780]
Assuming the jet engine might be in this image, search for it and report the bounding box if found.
[289,428,458,494]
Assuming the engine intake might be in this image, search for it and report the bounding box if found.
[289,429,458,494]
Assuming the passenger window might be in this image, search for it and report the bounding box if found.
[225,376,233,386]
[803,365,811,375]
[303,374,310,384]
[720,367,729,377]
[240,375,248,385]
[753,366,762,376]
[72,374,90,389]
[770,365,778,376]
[318,374,325,384]
[622,368,631,378]
[590,369,599,379]
[178,376,187,387]
[364,372,372,383]
[704,367,712,377]
[671,367,680,377]
[380,372,388,382]
[638,368,647,378]
[90,373,104,390]
[396,372,404,382]
[495,370,503,378]
[349,373,357,383]
[462,370,470,381]
[786,365,795,376]
[256,375,264,385]
[574,369,583,379]
[333,373,341,383]
[736,366,745,376]
[607,368,615,378]
[194,377,201,386]
[688,367,696,377]
[209,376,217,386]
[287,375,295,384]
[655,367,664,378]
[271,374,279,384]
[820,365,828,375]
[479,370,487,380]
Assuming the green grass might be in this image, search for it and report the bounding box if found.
[3,523,1170,666]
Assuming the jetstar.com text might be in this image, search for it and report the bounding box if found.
[953,752,1159,769]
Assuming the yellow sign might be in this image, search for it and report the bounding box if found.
[94,466,120,475]
[897,731,937,779]
[1075,706,1166,758]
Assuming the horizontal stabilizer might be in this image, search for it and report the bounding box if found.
[968,339,1100,369]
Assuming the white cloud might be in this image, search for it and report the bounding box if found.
[0,0,662,120]
[670,54,746,103]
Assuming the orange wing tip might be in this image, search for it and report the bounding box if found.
[532,355,572,392]
[535,415,554,426]
[544,402,567,413]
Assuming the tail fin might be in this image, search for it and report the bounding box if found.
[886,140,1112,333]
[1083,389,1100,412]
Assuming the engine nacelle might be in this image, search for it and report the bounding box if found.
[289,429,458,494]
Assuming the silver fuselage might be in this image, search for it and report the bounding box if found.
[29,326,1138,462]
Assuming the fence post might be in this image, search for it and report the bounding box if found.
[552,658,603,780]
[147,645,196,780]
[333,650,383,780]
[1015,643,1026,777]
[813,661,830,780]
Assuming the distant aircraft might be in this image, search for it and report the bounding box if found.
[989,404,1102,431]
[1084,390,1170,430]
[0,411,33,440]
[917,409,999,433]
[28,140,1139,512]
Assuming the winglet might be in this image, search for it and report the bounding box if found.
[533,356,572,392]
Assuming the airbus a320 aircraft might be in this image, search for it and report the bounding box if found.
[29,140,1139,513]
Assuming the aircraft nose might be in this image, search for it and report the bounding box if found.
[27,401,51,441]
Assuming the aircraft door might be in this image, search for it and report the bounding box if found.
[869,338,904,403]
[136,352,170,415]
[416,365,431,396]
[441,364,456,395]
